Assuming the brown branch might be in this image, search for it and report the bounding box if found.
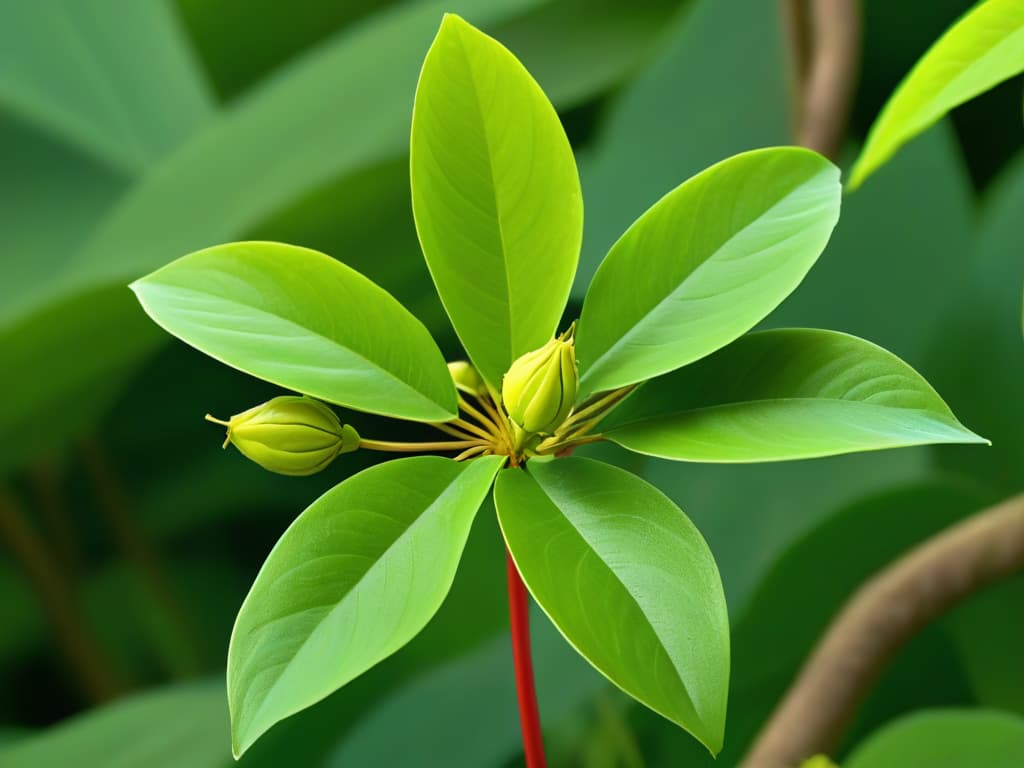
[784,0,862,160]
[741,493,1024,768]
[0,488,127,702]
[78,436,199,676]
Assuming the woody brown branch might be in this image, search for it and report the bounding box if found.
[741,493,1024,768]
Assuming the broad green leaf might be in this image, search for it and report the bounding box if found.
[0,680,229,768]
[573,0,790,296]
[411,13,582,388]
[130,241,457,422]
[228,455,503,757]
[927,147,1024,493]
[0,0,214,174]
[1,0,665,474]
[494,457,729,753]
[575,148,841,398]
[849,0,1024,189]
[603,329,985,462]
[844,709,1024,768]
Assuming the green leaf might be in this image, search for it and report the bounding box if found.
[0,0,214,174]
[411,13,582,388]
[575,148,841,398]
[130,241,457,422]
[0,680,229,768]
[494,457,729,753]
[844,709,1024,768]
[603,329,985,462]
[228,455,503,757]
[849,0,1024,189]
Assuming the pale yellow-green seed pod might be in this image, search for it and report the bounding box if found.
[205,396,359,476]
[502,336,578,434]
[447,360,487,397]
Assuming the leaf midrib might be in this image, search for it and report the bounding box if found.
[608,396,967,433]
[525,473,707,734]
[137,279,447,416]
[450,23,516,374]
[580,169,826,390]
[238,462,486,746]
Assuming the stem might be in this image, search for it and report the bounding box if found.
[79,437,199,677]
[506,550,547,768]
[431,420,484,441]
[458,396,501,435]
[538,434,605,455]
[0,487,127,702]
[784,0,861,161]
[559,386,635,434]
[741,492,1024,768]
[359,438,484,453]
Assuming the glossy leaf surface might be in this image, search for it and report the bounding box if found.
[849,0,1024,189]
[494,457,729,753]
[604,329,983,462]
[576,148,840,398]
[228,456,503,756]
[411,14,582,388]
[845,709,1024,768]
[0,680,229,768]
[131,241,457,422]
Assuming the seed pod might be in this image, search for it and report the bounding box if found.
[447,360,487,397]
[502,336,578,434]
[205,396,359,476]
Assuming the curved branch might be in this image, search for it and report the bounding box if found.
[741,492,1024,768]
[785,0,862,161]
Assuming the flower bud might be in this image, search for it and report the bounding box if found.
[502,336,578,434]
[447,360,487,397]
[205,396,359,476]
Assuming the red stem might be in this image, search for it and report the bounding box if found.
[506,549,547,768]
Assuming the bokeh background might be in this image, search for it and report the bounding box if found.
[1,0,1022,765]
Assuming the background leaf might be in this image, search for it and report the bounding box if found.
[131,241,457,422]
[575,148,841,397]
[228,455,503,756]
[844,709,1024,768]
[494,457,729,753]
[573,0,790,296]
[849,0,1024,188]
[604,329,984,462]
[411,13,582,388]
[0,0,214,174]
[0,680,229,768]
[325,612,606,767]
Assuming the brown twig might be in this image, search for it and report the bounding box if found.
[78,436,199,676]
[0,487,127,702]
[783,0,862,161]
[741,493,1024,768]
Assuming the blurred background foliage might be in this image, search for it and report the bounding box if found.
[0,0,1021,765]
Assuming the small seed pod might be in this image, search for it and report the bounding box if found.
[205,396,359,476]
[447,360,487,397]
[502,335,578,434]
